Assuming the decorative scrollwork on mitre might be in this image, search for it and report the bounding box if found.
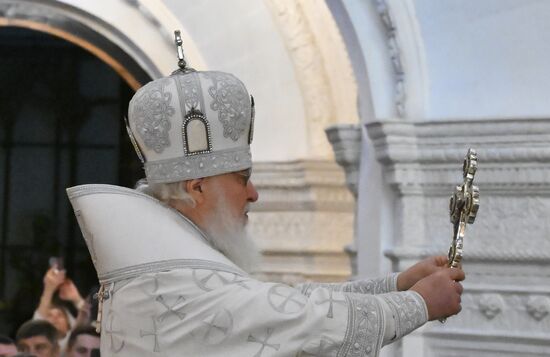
[478,294,504,320]
[526,295,550,321]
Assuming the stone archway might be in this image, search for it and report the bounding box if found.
[0,0,160,89]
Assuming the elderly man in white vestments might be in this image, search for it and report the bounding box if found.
[67,41,464,356]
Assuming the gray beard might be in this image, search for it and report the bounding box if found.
[204,194,260,273]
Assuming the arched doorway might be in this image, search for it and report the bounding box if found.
[0,26,150,335]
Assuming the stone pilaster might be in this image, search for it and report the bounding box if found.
[325,124,362,277]
[366,118,550,356]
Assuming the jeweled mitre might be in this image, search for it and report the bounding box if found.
[127,63,255,183]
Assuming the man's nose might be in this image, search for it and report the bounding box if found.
[247,180,259,202]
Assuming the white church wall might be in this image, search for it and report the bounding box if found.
[162,0,309,162]
[56,0,202,79]
[341,0,397,120]
[344,0,550,121]
[60,0,311,162]
[337,0,398,281]
[332,0,550,356]
[414,0,550,119]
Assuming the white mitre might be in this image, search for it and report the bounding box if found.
[125,30,255,183]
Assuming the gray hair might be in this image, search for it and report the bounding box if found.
[135,179,196,207]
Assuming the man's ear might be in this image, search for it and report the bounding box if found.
[185,178,204,203]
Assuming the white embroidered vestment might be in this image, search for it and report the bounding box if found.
[67,184,428,356]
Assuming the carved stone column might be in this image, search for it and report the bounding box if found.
[366,118,550,356]
[325,124,362,277]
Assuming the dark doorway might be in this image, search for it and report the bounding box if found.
[0,27,146,335]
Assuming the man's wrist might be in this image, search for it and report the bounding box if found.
[396,272,407,291]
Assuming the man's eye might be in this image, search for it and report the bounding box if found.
[235,170,251,185]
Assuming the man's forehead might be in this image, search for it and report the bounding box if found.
[212,168,251,180]
[238,168,252,176]
[74,334,100,347]
[0,343,17,353]
[19,335,52,345]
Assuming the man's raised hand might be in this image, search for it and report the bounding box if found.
[410,268,465,321]
[397,255,448,291]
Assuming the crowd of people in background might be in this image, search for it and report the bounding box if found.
[0,262,100,357]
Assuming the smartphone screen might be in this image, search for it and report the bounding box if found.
[49,256,64,270]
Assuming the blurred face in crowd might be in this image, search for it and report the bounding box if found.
[46,308,70,337]
[0,342,17,357]
[17,335,59,357]
[66,334,100,357]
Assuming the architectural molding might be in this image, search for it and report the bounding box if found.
[298,0,358,125]
[366,117,550,355]
[325,124,362,277]
[0,0,155,88]
[124,0,170,44]
[424,331,550,357]
[123,0,196,65]
[386,245,550,264]
[367,118,550,163]
[325,124,362,197]
[526,295,550,322]
[264,0,358,158]
[477,293,504,320]
[375,0,405,117]
[367,119,550,194]
[248,160,354,283]
[424,290,550,342]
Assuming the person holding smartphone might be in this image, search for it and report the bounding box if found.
[33,260,85,351]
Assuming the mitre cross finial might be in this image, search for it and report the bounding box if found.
[172,30,195,74]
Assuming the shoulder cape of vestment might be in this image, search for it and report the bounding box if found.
[66,184,245,284]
